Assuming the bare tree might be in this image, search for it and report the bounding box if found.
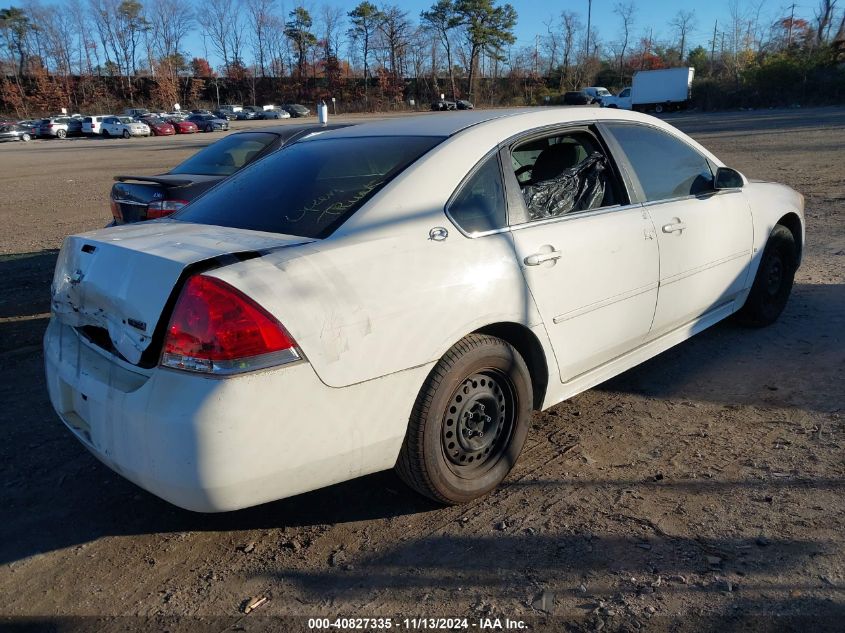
[149,0,194,61]
[420,0,459,98]
[320,4,345,59]
[377,5,411,78]
[670,9,696,62]
[613,1,635,82]
[246,0,275,76]
[559,11,580,90]
[196,0,234,72]
[813,0,838,45]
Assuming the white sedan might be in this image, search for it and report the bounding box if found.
[101,116,150,138]
[45,109,804,512]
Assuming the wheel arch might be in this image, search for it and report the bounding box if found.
[775,212,803,265]
[473,322,549,410]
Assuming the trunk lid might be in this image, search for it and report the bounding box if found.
[51,221,312,365]
[111,175,222,223]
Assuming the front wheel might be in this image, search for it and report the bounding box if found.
[21,133,30,142]
[122,129,130,139]
[396,334,532,504]
[736,225,797,326]
[654,103,664,114]
[56,129,67,139]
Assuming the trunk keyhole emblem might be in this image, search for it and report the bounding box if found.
[429,227,449,241]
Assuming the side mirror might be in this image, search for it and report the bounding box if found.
[714,167,744,190]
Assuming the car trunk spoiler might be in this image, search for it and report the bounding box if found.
[114,175,195,187]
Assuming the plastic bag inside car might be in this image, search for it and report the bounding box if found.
[522,152,607,221]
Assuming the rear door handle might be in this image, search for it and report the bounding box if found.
[662,222,687,234]
[524,250,563,266]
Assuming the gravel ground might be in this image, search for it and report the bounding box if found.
[0,108,843,632]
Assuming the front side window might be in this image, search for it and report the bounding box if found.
[175,135,444,238]
[509,131,617,222]
[447,154,507,235]
[605,123,713,201]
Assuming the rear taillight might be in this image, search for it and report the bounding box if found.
[161,275,300,374]
[110,199,123,221]
[147,199,188,219]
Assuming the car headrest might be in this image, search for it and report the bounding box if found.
[531,143,581,182]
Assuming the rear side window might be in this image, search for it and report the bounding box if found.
[170,133,277,176]
[447,154,507,234]
[174,135,444,238]
[605,123,713,200]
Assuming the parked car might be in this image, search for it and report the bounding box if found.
[101,116,151,138]
[109,123,351,224]
[562,91,590,105]
[186,113,229,132]
[83,115,111,135]
[142,116,176,136]
[47,108,804,512]
[259,108,290,120]
[190,109,213,115]
[38,116,71,139]
[456,99,474,110]
[124,108,150,118]
[431,99,457,111]
[282,103,310,117]
[167,118,199,134]
[582,86,613,104]
[236,108,260,120]
[213,110,238,121]
[67,117,84,136]
[17,119,40,136]
[0,123,32,142]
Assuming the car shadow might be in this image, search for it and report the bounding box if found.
[0,247,841,568]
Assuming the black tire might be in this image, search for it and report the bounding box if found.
[102,129,110,138]
[655,103,664,114]
[396,334,532,504]
[736,225,797,327]
[122,129,130,139]
[56,129,66,139]
[205,124,213,132]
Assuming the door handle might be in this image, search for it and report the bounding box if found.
[524,250,563,266]
[662,221,687,234]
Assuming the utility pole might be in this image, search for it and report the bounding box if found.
[585,0,592,60]
[710,20,718,74]
[787,3,795,47]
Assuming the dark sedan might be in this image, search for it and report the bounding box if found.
[0,124,32,142]
[282,103,310,117]
[431,99,457,111]
[562,91,591,105]
[109,123,351,224]
[456,99,474,110]
[186,113,229,132]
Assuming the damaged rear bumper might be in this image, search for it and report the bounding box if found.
[43,318,424,512]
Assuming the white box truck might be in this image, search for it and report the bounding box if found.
[601,67,694,113]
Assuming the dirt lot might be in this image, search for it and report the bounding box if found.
[0,108,843,632]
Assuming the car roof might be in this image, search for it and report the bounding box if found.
[304,107,663,141]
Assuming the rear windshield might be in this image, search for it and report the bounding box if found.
[174,135,443,238]
[170,132,277,177]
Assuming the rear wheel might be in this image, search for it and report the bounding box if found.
[654,103,664,114]
[21,133,30,142]
[396,334,532,504]
[56,129,66,139]
[102,129,110,138]
[736,225,797,326]
[205,124,213,132]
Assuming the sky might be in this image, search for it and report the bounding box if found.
[185,0,816,67]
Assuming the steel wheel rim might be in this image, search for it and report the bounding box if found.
[441,369,516,477]
[765,255,784,296]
